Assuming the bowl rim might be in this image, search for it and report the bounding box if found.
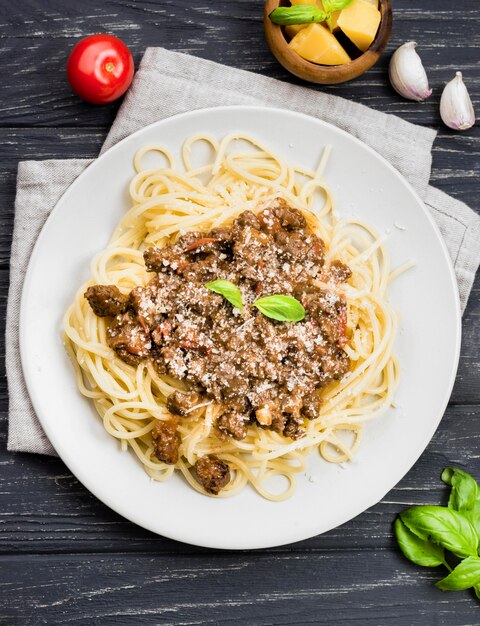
[264,0,393,84]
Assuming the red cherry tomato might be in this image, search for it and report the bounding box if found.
[67,34,134,105]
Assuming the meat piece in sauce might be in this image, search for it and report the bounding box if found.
[322,348,350,380]
[151,321,172,346]
[269,413,287,434]
[233,225,272,269]
[84,285,129,317]
[151,418,180,465]
[183,236,221,254]
[107,310,151,364]
[166,390,202,416]
[217,411,248,440]
[195,455,231,495]
[144,245,186,274]
[277,205,307,231]
[232,210,261,233]
[301,394,322,420]
[329,260,352,284]
[257,203,306,234]
[129,278,161,330]
[275,229,324,266]
[283,417,306,440]
[209,227,234,246]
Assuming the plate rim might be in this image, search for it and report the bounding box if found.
[19,105,462,549]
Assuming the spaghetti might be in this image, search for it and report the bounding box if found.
[64,133,399,500]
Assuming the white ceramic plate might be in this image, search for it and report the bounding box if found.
[20,106,461,549]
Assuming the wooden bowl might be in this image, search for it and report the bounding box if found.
[264,0,392,85]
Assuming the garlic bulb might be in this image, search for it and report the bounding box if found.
[440,72,476,131]
[389,42,432,101]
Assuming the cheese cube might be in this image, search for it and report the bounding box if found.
[286,0,324,39]
[337,0,381,52]
[285,24,306,38]
[329,1,377,32]
[327,10,341,31]
[288,23,351,65]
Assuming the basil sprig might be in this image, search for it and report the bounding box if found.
[436,557,480,591]
[394,518,446,568]
[400,506,478,559]
[442,466,480,537]
[205,280,243,311]
[269,0,352,27]
[269,6,327,26]
[394,467,480,600]
[254,295,305,322]
[205,281,305,323]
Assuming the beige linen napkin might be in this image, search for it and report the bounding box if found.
[7,48,480,455]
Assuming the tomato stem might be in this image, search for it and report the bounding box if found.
[105,62,115,72]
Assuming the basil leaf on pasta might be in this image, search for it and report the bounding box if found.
[205,280,243,311]
[254,295,305,322]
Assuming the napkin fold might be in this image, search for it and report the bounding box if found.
[7,48,480,456]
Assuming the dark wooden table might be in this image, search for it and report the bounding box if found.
[1,2,479,624]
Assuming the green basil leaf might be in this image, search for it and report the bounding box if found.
[472,500,480,543]
[323,0,354,12]
[442,467,480,549]
[435,556,480,591]
[400,506,478,559]
[269,7,327,26]
[205,280,243,311]
[254,295,305,322]
[441,467,479,513]
[394,518,445,567]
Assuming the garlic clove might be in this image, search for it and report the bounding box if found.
[388,41,432,102]
[440,72,476,131]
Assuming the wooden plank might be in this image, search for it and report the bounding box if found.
[0,551,479,625]
[0,405,478,555]
[0,2,478,129]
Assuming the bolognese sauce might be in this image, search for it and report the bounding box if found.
[85,199,352,493]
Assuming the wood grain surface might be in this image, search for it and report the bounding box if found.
[0,1,479,624]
